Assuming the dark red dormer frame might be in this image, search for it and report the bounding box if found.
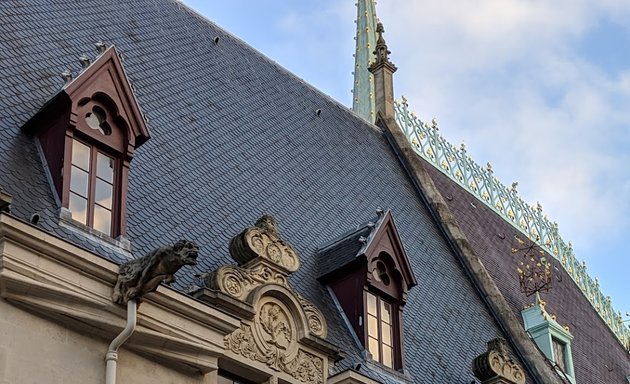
[23,46,150,238]
[320,210,416,370]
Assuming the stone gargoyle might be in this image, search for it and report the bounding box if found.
[112,240,199,305]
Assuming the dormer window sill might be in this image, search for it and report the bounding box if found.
[59,207,132,253]
[363,355,413,384]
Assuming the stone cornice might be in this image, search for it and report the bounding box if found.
[0,213,240,374]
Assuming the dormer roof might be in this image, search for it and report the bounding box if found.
[318,209,417,292]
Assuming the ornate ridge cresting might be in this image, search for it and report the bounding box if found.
[473,338,526,384]
[394,97,630,349]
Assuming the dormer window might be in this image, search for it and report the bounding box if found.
[522,295,576,383]
[22,44,149,240]
[318,209,416,371]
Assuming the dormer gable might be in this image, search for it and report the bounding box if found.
[318,208,416,371]
[318,208,417,300]
[23,44,150,239]
[63,45,150,152]
[361,209,417,297]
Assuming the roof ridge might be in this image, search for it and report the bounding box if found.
[393,96,630,350]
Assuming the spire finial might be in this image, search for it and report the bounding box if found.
[373,22,393,67]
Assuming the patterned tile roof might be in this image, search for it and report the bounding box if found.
[425,157,630,383]
[0,1,531,382]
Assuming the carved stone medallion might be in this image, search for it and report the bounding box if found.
[224,297,324,384]
[253,299,298,367]
[297,294,326,338]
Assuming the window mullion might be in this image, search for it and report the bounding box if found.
[377,296,383,364]
[87,147,97,227]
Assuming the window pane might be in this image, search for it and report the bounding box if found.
[367,314,378,338]
[552,338,566,372]
[381,301,392,324]
[382,345,393,368]
[70,166,89,197]
[95,179,113,209]
[93,205,111,235]
[96,152,114,183]
[382,323,392,346]
[71,139,90,170]
[368,337,380,361]
[366,292,377,316]
[69,193,87,224]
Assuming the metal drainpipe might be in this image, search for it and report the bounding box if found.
[105,299,137,384]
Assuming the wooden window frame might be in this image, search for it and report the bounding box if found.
[365,290,399,369]
[67,136,120,237]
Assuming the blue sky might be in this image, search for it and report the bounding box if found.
[181,1,630,318]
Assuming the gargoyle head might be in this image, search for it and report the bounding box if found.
[173,240,199,266]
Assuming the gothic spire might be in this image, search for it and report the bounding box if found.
[351,0,378,122]
[372,22,395,69]
[368,21,397,121]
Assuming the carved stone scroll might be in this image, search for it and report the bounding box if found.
[229,215,300,272]
[207,264,289,301]
[208,216,331,380]
[297,294,327,338]
[112,240,198,304]
[472,338,526,384]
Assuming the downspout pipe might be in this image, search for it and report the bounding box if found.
[105,299,137,384]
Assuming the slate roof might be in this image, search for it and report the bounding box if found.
[424,158,630,383]
[317,217,376,279]
[0,1,532,382]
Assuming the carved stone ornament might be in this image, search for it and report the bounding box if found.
[229,215,300,272]
[112,240,198,304]
[472,338,526,384]
[206,263,289,301]
[225,297,324,384]
[296,293,326,338]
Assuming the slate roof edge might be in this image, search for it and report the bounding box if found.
[316,223,371,254]
[172,0,383,133]
[374,113,563,384]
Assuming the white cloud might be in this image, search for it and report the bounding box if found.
[375,1,630,250]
